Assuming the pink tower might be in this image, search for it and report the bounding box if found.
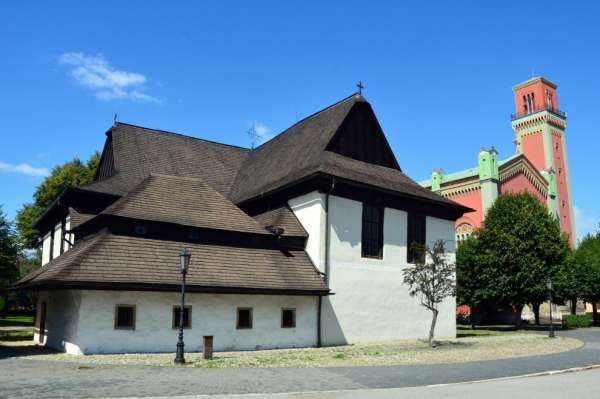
[511,77,575,245]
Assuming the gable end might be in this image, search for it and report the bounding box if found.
[325,102,401,171]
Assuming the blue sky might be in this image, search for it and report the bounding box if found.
[1,1,598,240]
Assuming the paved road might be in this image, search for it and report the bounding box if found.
[1,329,599,398]
[146,368,600,399]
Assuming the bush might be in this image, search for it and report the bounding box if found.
[563,313,594,328]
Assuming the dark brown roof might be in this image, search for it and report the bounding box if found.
[229,94,361,203]
[68,207,97,230]
[82,122,249,197]
[99,174,269,235]
[253,206,308,238]
[15,233,327,294]
[320,152,463,207]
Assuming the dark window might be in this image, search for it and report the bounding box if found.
[407,213,426,263]
[281,308,296,328]
[134,225,147,235]
[172,306,191,329]
[114,305,136,330]
[361,204,384,259]
[237,308,253,329]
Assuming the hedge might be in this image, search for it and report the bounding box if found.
[563,313,594,328]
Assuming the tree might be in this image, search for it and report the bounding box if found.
[0,206,19,314]
[16,152,100,249]
[403,240,456,347]
[573,230,600,326]
[456,193,569,326]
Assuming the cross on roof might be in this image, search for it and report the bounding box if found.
[356,81,364,95]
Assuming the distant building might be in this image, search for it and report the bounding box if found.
[421,77,575,246]
[15,93,469,354]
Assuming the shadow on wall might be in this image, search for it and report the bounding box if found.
[331,216,360,249]
[321,296,347,346]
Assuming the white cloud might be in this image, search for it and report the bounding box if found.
[0,162,49,177]
[59,52,161,104]
[254,122,270,139]
[574,205,599,242]
[248,121,273,147]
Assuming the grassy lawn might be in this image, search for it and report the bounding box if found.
[456,325,545,338]
[17,333,582,368]
[0,331,34,342]
[0,315,34,326]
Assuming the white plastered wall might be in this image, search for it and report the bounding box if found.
[34,290,83,354]
[41,233,51,266]
[290,192,457,345]
[63,290,318,354]
[52,222,62,261]
[288,192,326,272]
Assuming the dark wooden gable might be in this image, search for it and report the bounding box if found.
[325,102,401,171]
[95,133,116,181]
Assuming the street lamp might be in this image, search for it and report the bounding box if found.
[174,248,191,364]
[546,279,555,338]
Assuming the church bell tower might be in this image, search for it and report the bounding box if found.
[511,77,575,245]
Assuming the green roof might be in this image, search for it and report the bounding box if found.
[419,153,521,188]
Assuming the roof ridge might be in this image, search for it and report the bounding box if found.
[113,122,249,151]
[251,92,365,151]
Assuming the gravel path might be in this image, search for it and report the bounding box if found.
[0,328,599,398]
[14,334,581,368]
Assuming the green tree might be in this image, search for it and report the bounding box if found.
[456,235,497,327]
[403,240,456,347]
[0,206,19,314]
[16,152,100,249]
[573,230,600,325]
[457,193,569,326]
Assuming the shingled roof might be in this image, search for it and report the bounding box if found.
[253,206,308,238]
[228,94,361,203]
[82,122,249,197]
[98,174,269,235]
[15,233,328,294]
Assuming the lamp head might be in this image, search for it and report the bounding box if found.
[180,248,191,273]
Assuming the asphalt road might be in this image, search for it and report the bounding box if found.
[155,368,600,399]
[1,328,599,398]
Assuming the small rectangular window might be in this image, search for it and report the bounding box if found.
[237,307,253,329]
[114,305,136,330]
[172,306,191,329]
[361,204,384,259]
[281,308,296,328]
[407,212,426,263]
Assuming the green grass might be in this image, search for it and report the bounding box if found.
[456,325,542,338]
[0,331,34,342]
[0,315,34,326]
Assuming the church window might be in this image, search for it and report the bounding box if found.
[361,204,384,259]
[281,308,296,328]
[172,306,191,329]
[407,212,426,263]
[114,305,136,330]
[134,224,147,235]
[237,307,253,329]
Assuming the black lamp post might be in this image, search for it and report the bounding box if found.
[174,248,191,364]
[547,279,555,338]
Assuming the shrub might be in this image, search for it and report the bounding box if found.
[563,313,594,328]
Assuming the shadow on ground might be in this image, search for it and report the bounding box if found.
[0,342,58,360]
